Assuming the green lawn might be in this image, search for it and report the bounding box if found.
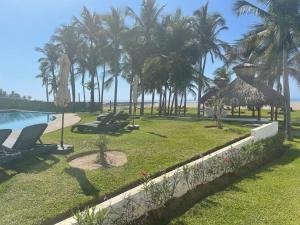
[0,114,249,225]
[168,111,300,225]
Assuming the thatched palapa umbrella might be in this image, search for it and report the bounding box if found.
[55,54,73,151]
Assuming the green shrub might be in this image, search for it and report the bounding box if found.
[74,208,108,225]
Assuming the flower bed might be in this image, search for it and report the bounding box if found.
[57,122,279,225]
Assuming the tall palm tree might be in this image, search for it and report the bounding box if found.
[193,3,228,118]
[213,66,232,89]
[126,0,165,115]
[144,9,198,116]
[74,7,105,112]
[36,61,50,102]
[52,24,81,105]
[35,42,61,99]
[121,26,145,115]
[103,7,126,113]
[234,0,300,139]
[76,41,89,104]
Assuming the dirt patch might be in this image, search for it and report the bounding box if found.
[69,151,127,170]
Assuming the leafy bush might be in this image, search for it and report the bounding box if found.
[74,208,108,225]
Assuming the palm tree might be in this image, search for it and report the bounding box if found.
[36,61,50,102]
[74,7,105,112]
[144,9,198,116]
[126,0,165,115]
[99,38,111,113]
[121,26,145,115]
[76,41,89,104]
[234,0,300,139]
[52,24,81,105]
[213,66,232,89]
[103,7,126,114]
[193,3,228,118]
[35,42,61,99]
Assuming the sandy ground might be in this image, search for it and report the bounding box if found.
[174,101,300,110]
[291,102,300,110]
[69,151,128,170]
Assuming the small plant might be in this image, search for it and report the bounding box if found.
[74,207,108,225]
[96,135,109,168]
[206,96,225,129]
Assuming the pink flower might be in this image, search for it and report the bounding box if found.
[224,156,230,162]
[140,170,149,177]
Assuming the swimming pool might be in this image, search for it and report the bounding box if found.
[0,110,55,131]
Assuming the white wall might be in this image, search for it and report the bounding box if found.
[56,122,278,225]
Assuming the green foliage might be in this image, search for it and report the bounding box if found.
[74,208,108,225]
[206,96,225,129]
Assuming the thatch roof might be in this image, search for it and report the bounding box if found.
[201,77,284,107]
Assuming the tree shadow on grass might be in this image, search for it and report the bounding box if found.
[0,154,60,183]
[71,128,132,137]
[146,132,168,138]
[64,167,99,197]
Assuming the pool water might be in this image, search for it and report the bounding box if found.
[0,110,55,131]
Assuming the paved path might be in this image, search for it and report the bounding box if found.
[45,113,81,134]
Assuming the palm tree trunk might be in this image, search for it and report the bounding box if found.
[100,64,106,113]
[164,85,167,115]
[113,74,118,113]
[46,78,49,103]
[90,71,95,112]
[197,55,207,118]
[179,94,184,116]
[159,87,162,115]
[81,72,86,104]
[170,94,175,115]
[184,89,187,117]
[129,83,133,115]
[151,90,155,115]
[197,55,203,118]
[140,77,145,115]
[51,66,57,97]
[271,106,274,121]
[174,87,178,116]
[275,74,281,121]
[96,70,101,106]
[70,63,76,104]
[168,87,172,115]
[283,45,291,139]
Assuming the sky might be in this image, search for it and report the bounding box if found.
[0,0,299,102]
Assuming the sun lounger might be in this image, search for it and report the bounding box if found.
[0,129,22,164]
[96,112,114,121]
[0,124,57,165]
[0,129,12,148]
[71,111,130,133]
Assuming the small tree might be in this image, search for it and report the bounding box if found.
[96,135,109,168]
[206,96,225,129]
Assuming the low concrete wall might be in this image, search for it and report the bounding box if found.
[56,122,278,225]
[251,121,278,141]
